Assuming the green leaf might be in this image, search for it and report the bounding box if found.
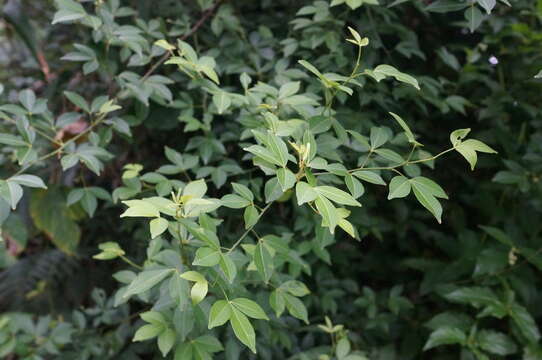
[230,307,257,353]
[244,145,282,166]
[174,343,193,360]
[270,290,286,317]
[9,175,47,189]
[298,59,323,78]
[409,177,448,199]
[367,65,420,90]
[455,139,497,170]
[244,205,259,229]
[183,179,207,198]
[388,112,421,146]
[213,92,231,114]
[277,168,296,191]
[193,247,221,267]
[0,134,27,146]
[353,171,386,185]
[120,200,160,218]
[370,127,390,149]
[344,174,364,199]
[133,324,163,342]
[150,217,168,239]
[193,335,223,353]
[279,81,300,99]
[18,89,36,112]
[465,6,483,33]
[315,195,339,233]
[450,128,471,146]
[124,269,174,298]
[296,181,317,205]
[231,298,269,320]
[314,186,361,207]
[423,327,466,351]
[93,241,125,260]
[266,133,289,167]
[64,91,89,112]
[477,0,497,15]
[52,0,87,24]
[221,194,251,209]
[425,0,468,13]
[509,303,541,343]
[140,311,166,325]
[336,338,351,359]
[209,300,232,329]
[158,328,176,357]
[477,330,517,356]
[232,182,254,201]
[388,176,411,200]
[254,241,273,283]
[30,188,81,254]
[190,281,208,305]
[219,253,237,283]
[411,180,443,223]
[280,280,310,297]
[284,293,309,324]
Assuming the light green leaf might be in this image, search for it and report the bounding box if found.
[209,300,232,329]
[254,241,273,283]
[455,139,497,170]
[158,328,176,357]
[232,182,254,201]
[183,179,207,198]
[120,200,160,218]
[133,324,163,342]
[315,195,338,233]
[150,217,168,239]
[124,269,174,298]
[280,280,310,297]
[10,175,47,189]
[244,145,282,166]
[221,194,251,209]
[230,308,257,353]
[388,112,421,146]
[270,290,286,317]
[193,247,221,267]
[296,181,317,205]
[388,176,411,200]
[231,298,269,320]
[353,171,386,185]
[284,293,309,324]
[370,127,390,149]
[267,133,289,167]
[277,168,296,191]
[314,186,361,207]
[219,253,237,283]
[411,181,443,223]
[213,92,231,114]
[244,205,259,229]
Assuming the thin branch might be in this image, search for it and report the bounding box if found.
[228,202,273,253]
[141,0,224,82]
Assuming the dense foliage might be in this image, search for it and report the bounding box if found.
[0,0,541,359]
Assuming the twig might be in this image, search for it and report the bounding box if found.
[141,0,224,82]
